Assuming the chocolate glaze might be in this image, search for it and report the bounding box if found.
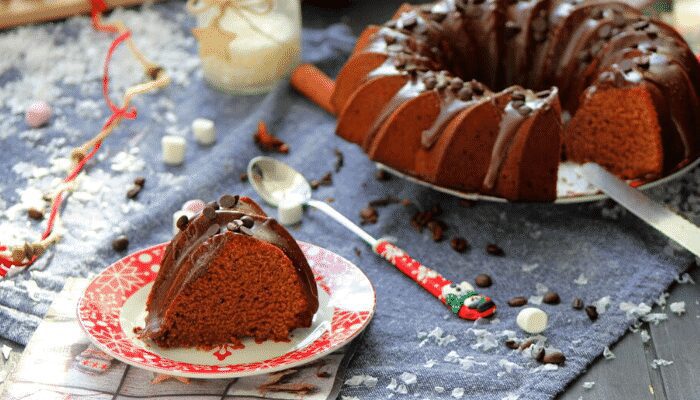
[140,196,318,340]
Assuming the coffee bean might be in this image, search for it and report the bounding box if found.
[585,305,599,321]
[505,339,520,349]
[508,296,528,307]
[134,176,146,187]
[542,291,561,305]
[360,207,378,225]
[27,208,44,220]
[519,338,535,350]
[203,206,217,220]
[126,185,142,199]
[450,237,469,253]
[112,235,129,252]
[240,215,255,228]
[572,297,584,310]
[449,77,464,91]
[486,243,505,256]
[240,173,248,182]
[176,215,189,231]
[474,273,492,288]
[427,220,445,242]
[219,194,240,209]
[542,350,566,364]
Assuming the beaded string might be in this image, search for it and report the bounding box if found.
[0,0,171,277]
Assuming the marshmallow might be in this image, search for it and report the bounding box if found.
[182,199,206,214]
[25,101,52,128]
[161,136,186,165]
[516,307,548,334]
[192,118,216,145]
[277,197,304,226]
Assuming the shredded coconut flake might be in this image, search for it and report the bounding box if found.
[1,345,11,360]
[522,263,539,273]
[620,302,652,319]
[498,359,523,374]
[650,359,674,369]
[639,330,651,343]
[603,346,615,360]
[573,273,588,285]
[467,328,499,351]
[400,372,417,385]
[582,381,595,390]
[593,296,611,314]
[451,388,465,399]
[344,374,377,388]
[424,359,437,368]
[642,313,668,325]
[669,301,686,316]
[434,386,445,393]
[655,292,670,307]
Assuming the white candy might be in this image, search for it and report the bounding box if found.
[25,100,52,128]
[516,307,548,334]
[161,136,186,165]
[277,196,304,226]
[192,118,216,145]
[172,210,195,235]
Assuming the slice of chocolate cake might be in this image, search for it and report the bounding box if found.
[137,195,318,349]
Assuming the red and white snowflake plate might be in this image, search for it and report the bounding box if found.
[77,241,375,379]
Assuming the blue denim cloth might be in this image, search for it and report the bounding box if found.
[0,2,695,399]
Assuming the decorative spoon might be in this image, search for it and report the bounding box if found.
[247,156,497,320]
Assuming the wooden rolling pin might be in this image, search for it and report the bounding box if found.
[0,0,157,30]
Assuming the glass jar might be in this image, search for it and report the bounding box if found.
[188,0,302,95]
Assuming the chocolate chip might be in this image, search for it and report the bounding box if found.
[486,243,504,256]
[542,350,566,364]
[112,235,129,252]
[505,21,521,38]
[375,169,391,181]
[219,194,240,209]
[240,215,255,228]
[572,297,584,310]
[505,339,520,349]
[203,206,217,220]
[334,148,344,172]
[517,106,533,116]
[585,305,599,321]
[450,237,469,253]
[591,9,605,20]
[311,172,333,189]
[126,185,142,199]
[206,201,220,211]
[475,274,492,288]
[27,208,44,220]
[637,57,650,70]
[542,291,561,304]
[508,296,528,307]
[457,86,473,101]
[360,207,378,225]
[176,215,189,231]
[472,82,485,95]
[354,247,362,256]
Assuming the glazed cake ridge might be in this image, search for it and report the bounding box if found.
[332,0,700,201]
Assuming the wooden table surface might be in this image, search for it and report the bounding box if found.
[1,1,699,399]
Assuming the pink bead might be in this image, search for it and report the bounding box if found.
[25,101,52,128]
[182,199,205,213]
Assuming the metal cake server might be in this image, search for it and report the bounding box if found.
[247,156,497,321]
[581,163,700,257]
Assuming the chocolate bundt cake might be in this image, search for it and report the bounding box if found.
[333,0,700,201]
[138,195,318,349]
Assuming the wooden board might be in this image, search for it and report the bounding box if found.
[0,0,156,30]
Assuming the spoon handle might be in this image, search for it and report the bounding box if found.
[373,240,496,320]
[307,200,377,246]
